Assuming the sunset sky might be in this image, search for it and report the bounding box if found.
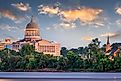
[0,0,121,48]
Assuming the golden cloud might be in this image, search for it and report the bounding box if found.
[0,9,17,20]
[115,7,121,15]
[38,6,103,23]
[100,32,117,37]
[11,2,31,11]
[38,6,103,29]
[60,7,103,23]
[81,36,93,41]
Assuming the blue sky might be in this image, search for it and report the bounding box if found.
[0,0,121,48]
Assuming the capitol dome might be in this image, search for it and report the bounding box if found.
[24,16,41,40]
[26,16,39,29]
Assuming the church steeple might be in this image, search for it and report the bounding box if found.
[107,35,110,44]
[106,35,111,53]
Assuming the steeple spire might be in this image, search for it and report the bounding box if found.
[107,35,110,44]
[30,16,35,23]
[106,35,111,53]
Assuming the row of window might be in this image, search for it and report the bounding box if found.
[25,31,39,36]
[13,44,24,49]
[39,45,56,52]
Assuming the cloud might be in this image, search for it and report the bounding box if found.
[81,20,105,28]
[60,22,76,29]
[60,7,103,23]
[0,9,17,20]
[115,7,121,15]
[14,17,26,24]
[11,2,31,12]
[81,36,93,41]
[15,15,31,24]
[0,24,18,31]
[100,31,121,39]
[94,21,105,27]
[46,21,77,30]
[46,27,51,30]
[0,24,23,40]
[38,5,103,28]
[38,6,103,22]
[116,19,121,27]
[110,30,121,38]
[0,9,30,23]
[2,33,16,40]
[38,5,59,15]
[100,32,118,37]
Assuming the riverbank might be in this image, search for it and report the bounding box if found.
[1,68,121,72]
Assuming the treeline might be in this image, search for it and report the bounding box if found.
[0,38,121,72]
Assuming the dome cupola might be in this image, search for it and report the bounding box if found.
[24,16,41,40]
[26,16,39,29]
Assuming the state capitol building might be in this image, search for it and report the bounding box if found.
[0,16,60,56]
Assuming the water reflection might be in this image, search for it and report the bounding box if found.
[0,72,121,81]
[0,79,121,81]
[0,80,11,81]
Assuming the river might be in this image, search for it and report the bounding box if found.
[0,72,121,81]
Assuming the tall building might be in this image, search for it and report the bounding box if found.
[106,36,111,53]
[12,16,60,56]
[24,16,41,41]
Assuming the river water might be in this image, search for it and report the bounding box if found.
[0,72,121,81]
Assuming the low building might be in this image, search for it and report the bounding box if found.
[0,39,12,50]
[105,36,121,57]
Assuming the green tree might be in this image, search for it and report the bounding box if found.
[57,57,68,70]
[19,44,35,57]
[66,51,82,71]
[78,47,84,54]
[61,47,68,57]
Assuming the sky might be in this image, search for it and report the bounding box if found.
[0,0,121,48]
